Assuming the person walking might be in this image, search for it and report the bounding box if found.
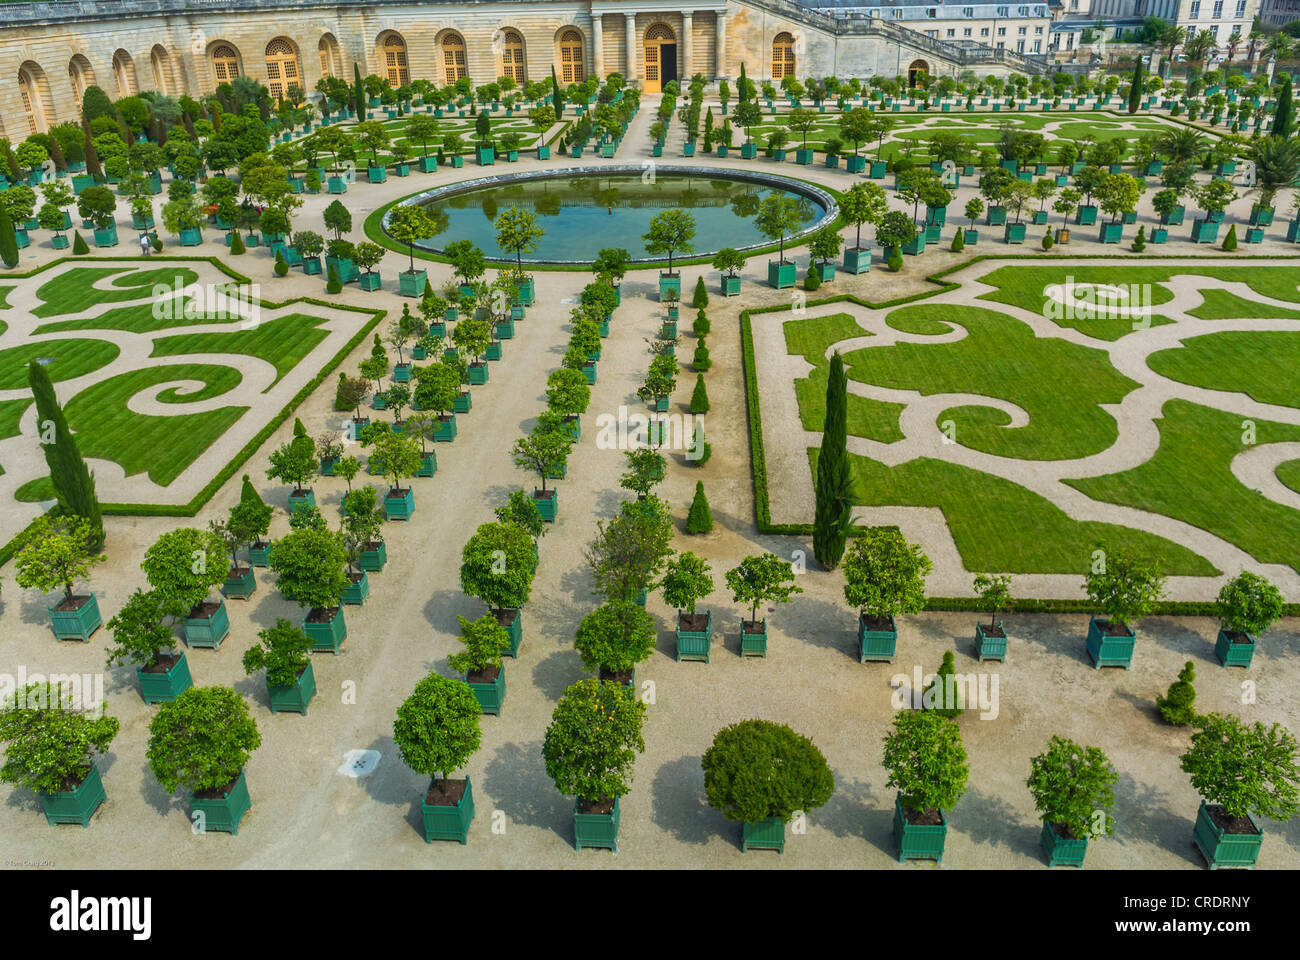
[139,232,151,256]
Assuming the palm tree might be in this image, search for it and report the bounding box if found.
[1249,137,1300,211]
[1157,127,1206,163]
[1185,31,1217,73]
[1264,33,1293,66]
[1159,24,1188,69]
[1226,31,1242,64]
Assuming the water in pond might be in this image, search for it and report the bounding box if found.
[411,173,827,262]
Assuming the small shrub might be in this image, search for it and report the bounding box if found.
[72,230,89,254]
[951,226,965,252]
[274,250,289,276]
[325,263,342,294]
[1041,231,1054,250]
[804,267,820,291]
[693,308,710,338]
[1131,225,1146,252]
[150,233,162,252]
[686,481,713,534]
[888,252,904,272]
[689,374,710,414]
[1222,224,1238,251]
[229,231,246,255]
[692,275,709,308]
[693,339,712,372]
[1157,661,1198,725]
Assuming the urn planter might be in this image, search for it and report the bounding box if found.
[222,565,257,600]
[190,770,251,835]
[858,613,897,662]
[894,796,948,864]
[48,594,102,641]
[1193,802,1264,869]
[742,815,786,853]
[533,488,557,522]
[1041,820,1089,867]
[267,662,316,715]
[39,765,107,827]
[341,570,370,605]
[466,665,505,715]
[184,600,230,649]
[422,777,475,843]
[1085,614,1135,669]
[1214,628,1255,667]
[768,259,797,288]
[303,606,346,653]
[974,622,1007,661]
[384,486,415,520]
[573,797,620,851]
[137,653,193,705]
[741,618,768,657]
[675,610,712,662]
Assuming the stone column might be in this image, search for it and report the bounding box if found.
[715,11,727,79]
[683,13,693,80]
[626,14,638,81]
[594,15,605,79]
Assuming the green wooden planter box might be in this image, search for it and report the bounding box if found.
[190,769,251,835]
[974,622,1007,662]
[846,154,867,173]
[327,176,347,194]
[858,613,897,662]
[534,488,558,522]
[368,166,388,183]
[661,320,677,338]
[1032,210,1049,225]
[51,234,70,249]
[137,652,193,705]
[1214,628,1255,667]
[722,274,742,295]
[1152,227,1169,243]
[359,540,387,572]
[1004,222,1028,244]
[1193,802,1263,869]
[675,610,712,662]
[302,256,322,275]
[422,777,475,843]
[132,212,155,230]
[249,540,273,567]
[466,665,505,715]
[267,661,316,715]
[1041,820,1089,867]
[843,248,870,274]
[1207,210,1225,224]
[495,608,523,658]
[288,488,316,514]
[816,262,836,281]
[1162,206,1186,226]
[894,796,948,863]
[453,391,472,414]
[1121,211,1138,225]
[740,619,768,657]
[583,361,597,384]
[658,273,681,300]
[342,570,370,605]
[987,206,1007,226]
[399,269,427,297]
[1191,219,1220,243]
[48,594,102,641]
[573,796,620,851]
[221,566,257,600]
[418,156,438,173]
[965,229,978,244]
[1250,206,1275,226]
[418,450,437,477]
[742,815,786,853]
[468,362,489,386]
[902,235,925,256]
[1085,614,1135,669]
[325,256,359,284]
[304,606,347,653]
[39,765,107,827]
[433,413,458,441]
[1099,222,1124,244]
[184,599,230,649]
[384,486,415,520]
[768,260,797,288]
[485,340,503,361]
[319,456,338,477]
[1075,205,1098,226]
[1245,227,1265,244]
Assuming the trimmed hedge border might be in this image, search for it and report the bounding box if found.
[0,255,385,562]
[924,595,1300,617]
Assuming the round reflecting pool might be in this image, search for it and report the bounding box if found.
[384,165,837,264]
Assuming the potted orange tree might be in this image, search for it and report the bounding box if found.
[543,677,647,852]
[1212,571,1284,668]
[702,719,835,853]
[1026,736,1117,867]
[13,515,106,642]
[724,553,802,658]
[242,617,316,715]
[883,710,969,864]
[146,686,261,835]
[142,527,230,650]
[460,520,537,657]
[394,672,482,843]
[574,600,657,691]
[972,573,1012,662]
[0,684,119,827]
[1082,545,1166,669]
[449,614,511,716]
[105,589,194,704]
[843,529,931,663]
[660,551,715,662]
[269,527,350,653]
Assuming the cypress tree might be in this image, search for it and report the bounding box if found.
[0,205,18,268]
[28,360,103,548]
[690,374,710,413]
[551,66,565,117]
[1275,78,1294,138]
[1127,57,1143,114]
[82,122,103,179]
[354,63,367,121]
[812,351,851,569]
[686,481,713,534]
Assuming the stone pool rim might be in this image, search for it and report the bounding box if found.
[380,164,841,266]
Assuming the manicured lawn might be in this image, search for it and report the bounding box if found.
[0,398,30,440]
[1147,331,1300,409]
[150,314,331,388]
[0,285,13,309]
[840,304,1138,460]
[1188,289,1300,320]
[1277,459,1300,495]
[32,266,200,318]
[34,301,245,336]
[977,264,1178,340]
[814,448,1216,576]
[0,339,120,389]
[1068,400,1300,572]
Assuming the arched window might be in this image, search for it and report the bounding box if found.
[501,29,526,84]
[265,38,300,100]
[644,24,675,93]
[772,33,795,80]
[150,46,171,95]
[19,65,46,134]
[211,44,240,83]
[559,28,585,84]
[442,33,468,85]
[381,33,409,87]
[112,49,136,97]
[68,55,94,105]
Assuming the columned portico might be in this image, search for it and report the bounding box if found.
[593,15,605,79]
[715,11,727,79]
[682,12,693,80]
[625,12,637,81]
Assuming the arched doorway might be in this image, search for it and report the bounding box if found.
[499,29,526,85]
[441,32,468,86]
[907,59,929,88]
[19,62,51,134]
[643,23,677,94]
[265,38,301,101]
[377,31,407,86]
[772,32,795,80]
[558,28,585,84]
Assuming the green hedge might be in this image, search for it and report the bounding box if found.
[924,595,1300,618]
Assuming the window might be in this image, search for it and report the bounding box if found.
[891,8,903,17]
[443,33,468,85]
[997,40,1005,48]
[211,44,239,83]
[1236,0,1247,14]
[1036,26,1043,33]
[998,27,1007,35]
[927,7,937,17]
[1213,0,1223,16]
[964,27,972,36]
[1190,1,1200,16]
[997,6,1009,16]
[1032,39,1041,51]
[1209,24,1220,38]
[947,29,956,36]
[1019,5,1029,13]
[1017,39,1025,52]
[500,30,525,84]
[981,27,990,35]
[1018,26,1027,34]
[264,38,300,101]
[381,34,409,87]
[559,29,584,83]
[926,29,938,38]
[962,5,974,14]
[1186,25,1197,38]
[772,32,796,79]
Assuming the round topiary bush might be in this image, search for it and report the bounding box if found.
[702,719,835,824]
[805,268,820,291]
[888,252,904,272]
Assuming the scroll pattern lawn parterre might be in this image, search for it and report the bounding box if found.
[0,258,381,550]
[752,257,1300,597]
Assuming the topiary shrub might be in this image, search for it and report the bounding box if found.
[274,250,289,276]
[686,481,713,533]
[229,231,246,255]
[693,308,710,338]
[1157,661,1198,725]
[888,252,904,272]
[924,650,963,718]
[692,274,709,309]
[951,226,965,252]
[150,233,162,252]
[689,374,710,414]
[804,267,820,291]
[702,719,835,825]
[693,338,712,372]
[1222,223,1238,251]
[326,263,342,294]
[72,230,89,255]
[1041,231,1054,250]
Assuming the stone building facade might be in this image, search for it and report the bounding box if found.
[0,0,1043,137]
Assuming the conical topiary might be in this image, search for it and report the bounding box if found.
[692,275,709,309]
[274,250,288,276]
[924,650,962,718]
[951,226,965,252]
[1156,661,1198,725]
[693,308,710,338]
[229,231,246,255]
[690,373,710,414]
[1222,224,1238,251]
[685,481,713,534]
[693,338,712,372]
[326,263,342,293]
[72,230,89,254]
